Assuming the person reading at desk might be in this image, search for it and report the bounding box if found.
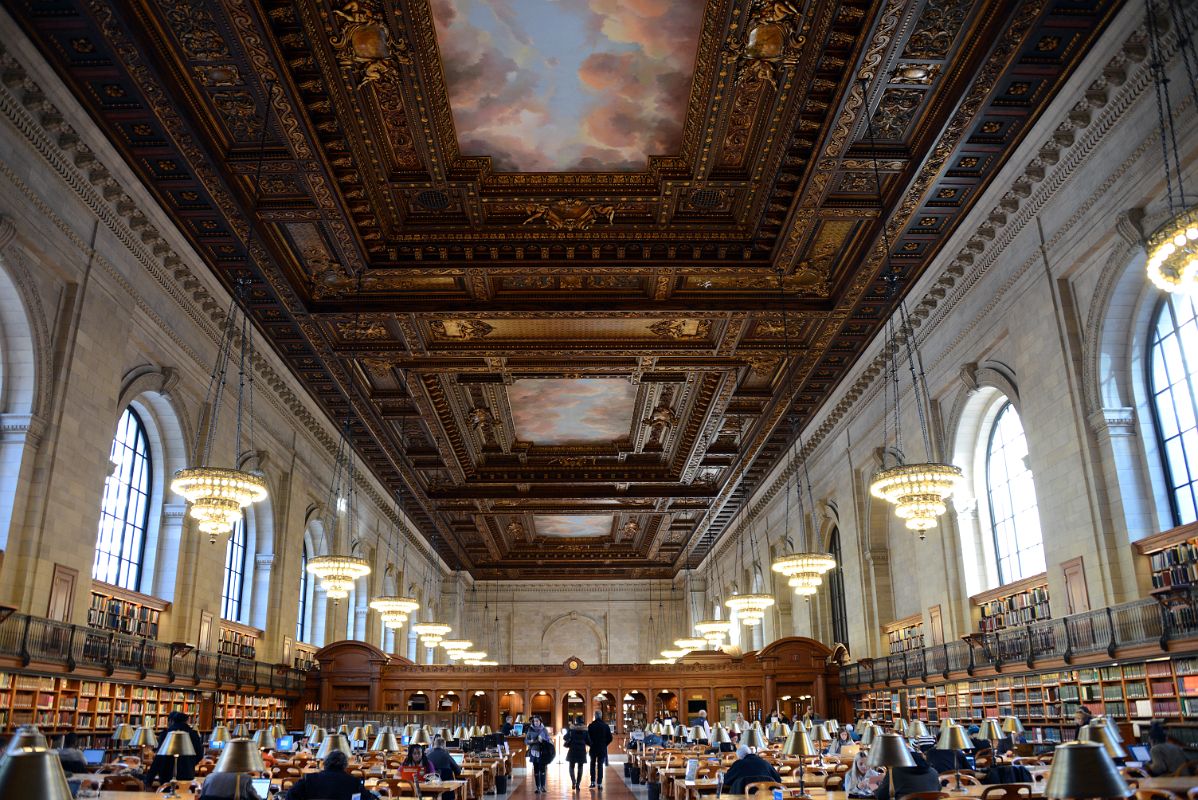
[845,751,883,797]
[874,750,939,800]
[286,750,377,800]
[721,744,782,794]
[1146,721,1187,776]
[401,743,436,781]
[199,771,262,800]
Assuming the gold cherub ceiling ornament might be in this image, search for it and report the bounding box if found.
[725,0,805,89]
[522,199,618,231]
[330,0,411,88]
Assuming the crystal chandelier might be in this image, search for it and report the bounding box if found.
[1144,0,1198,294]
[674,637,706,651]
[859,86,962,536]
[171,281,267,541]
[306,421,370,600]
[725,594,775,626]
[440,639,472,656]
[370,490,420,628]
[649,657,675,665]
[413,622,452,647]
[458,650,487,662]
[660,648,687,660]
[170,90,276,542]
[694,619,731,646]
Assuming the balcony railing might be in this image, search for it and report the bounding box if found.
[841,591,1197,691]
[0,611,306,694]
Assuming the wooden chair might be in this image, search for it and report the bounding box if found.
[1186,788,1198,800]
[744,781,786,797]
[901,793,950,800]
[280,777,298,792]
[1122,767,1151,781]
[938,771,981,787]
[195,763,214,777]
[1135,790,1183,800]
[823,773,845,790]
[100,775,145,792]
[980,784,1033,800]
[377,778,418,797]
[1174,763,1198,777]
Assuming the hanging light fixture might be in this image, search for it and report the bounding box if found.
[858,79,962,535]
[441,639,472,656]
[1144,0,1198,293]
[725,487,775,626]
[414,622,452,647]
[369,489,421,628]
[171,90,278,542]
[694,619,732,646]
[306,420,371,599]
[673,572,707,651]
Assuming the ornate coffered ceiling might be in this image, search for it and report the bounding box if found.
[5,0,1118,577]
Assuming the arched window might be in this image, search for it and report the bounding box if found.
[93,407,152,590]
[221,516,247,621]
[985,402,1045,583]
[827,528,849,646]
[297,541,311,643]
[1149,293,1198,525]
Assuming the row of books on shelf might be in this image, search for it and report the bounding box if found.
[1148,541,1198,572]
[87,593,161,638]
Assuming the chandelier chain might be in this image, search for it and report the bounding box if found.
[1147,0,1187,214]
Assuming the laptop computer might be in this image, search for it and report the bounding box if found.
[512,723,524,736]
[452,753,465,765]
[1129,744,1151,763]
[83,749,106,766]
[251,777,272,797]
[276,734,295,752]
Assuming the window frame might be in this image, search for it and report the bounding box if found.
[92,407,153,591]
[1147,294,1198,527]
[984,400,1045,584]
[297,541,310,643]
[221,515,248,622]
[827,528,849,646]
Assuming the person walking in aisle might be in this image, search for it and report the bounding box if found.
[565,716,590,791]
[525,716,554,794]
[587,711,613,789]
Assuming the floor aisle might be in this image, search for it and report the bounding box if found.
[508,760,640,800]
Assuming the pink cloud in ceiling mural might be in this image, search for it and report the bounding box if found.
[535,515,612,538]
[509,378,636,444]
[429,0,706,171]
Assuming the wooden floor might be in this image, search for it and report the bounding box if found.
[513,761,636,800]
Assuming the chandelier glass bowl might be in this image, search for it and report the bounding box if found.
[172,468,267,539]
[869,462,963,534]
[306,555,371,599]
[694,619,731,645]
[673,638,707,651]
[368,597,420,628]
[1147,210,1198,294]
[725,594,775,626]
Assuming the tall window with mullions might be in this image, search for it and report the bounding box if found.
[827,528,849,646]
[221,515,247,621]
[1149,293,1198,526]
[297,541,311,643]
[985,402,1045,584]
[92,407,152,591]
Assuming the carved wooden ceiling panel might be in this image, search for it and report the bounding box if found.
[6,0,1119,577]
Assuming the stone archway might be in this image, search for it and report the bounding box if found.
[540,611,606,664]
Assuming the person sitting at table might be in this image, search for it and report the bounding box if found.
[401,743,436,780]
[286,750,377,800]
[55,733,89,775]
[145,712,204,785]
[826,728,854,756]
[199,771,263,799]
[722,744,782,794]
[874,750,939,800]
[501,715,515,736]
[845,751,883,797]
[1147,721,1187,776]
[426,736,462,800]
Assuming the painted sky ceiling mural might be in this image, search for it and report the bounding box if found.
[430,0,705,171]
[5,0,1122,577]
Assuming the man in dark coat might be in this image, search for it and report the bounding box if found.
[286,750,378,800]
[723,745,782,794]
[587,712,613,789]
[144,712,203,785]
[875,751,940,800]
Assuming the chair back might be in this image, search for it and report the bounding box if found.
[1135,790,1184,800]
[979,784,1033,800]
[101,774,146,792]
[744,781,785,797]
[901,793,950,800]
[1174,763,1198,777]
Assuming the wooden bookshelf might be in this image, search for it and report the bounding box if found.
[217,620,260,660]
[293,643,318,672]
[0,671,199,743]
[87,583,169,639]
[1135,522,1198,590]
[216,691,287,729]
[884,614,925,656]
[971,573,1050,634]
[849,654,1198,745]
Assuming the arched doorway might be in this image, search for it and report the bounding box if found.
[408,691,429,712]
[654,691,678,721]
[593,690,616,727]
[622,691,647,731]
[468,691,490,726]
[562,690,586,729]
[500,691,524,723]
[439,691,461,713]
[530,690,553,727]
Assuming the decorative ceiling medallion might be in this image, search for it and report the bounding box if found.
[330,0,411,87]
[724,0,804,89]
[647,319,712,339]
[522,199,619,231]
[430,319,494,340]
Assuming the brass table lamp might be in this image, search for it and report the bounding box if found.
[740,728,767,752]
[935,723,973,793]
[410,727,431,746]
[232,722,250,738]
[906,719,930,741]
[1001,717,1024,737]
[251,728,277,751]
[866,732,916,800]
[211,724,231,749]
[1079,722,1128,761]
[157,729,197,799]
[113,722,135,749]
[372,730,400,753]
[130,726,158,758]
[308,727,327,747]
[859,722,879,748]
[1044,742,1132,799]
[4,724,48,755]
[781,726,818,799]
[978,719,1003,744]
[214,738,267,800]
[317,733,354,760]
[0,749,72,800]
[712,725,733,746]
[810,723,831,764]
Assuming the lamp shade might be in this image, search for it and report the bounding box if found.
[866,733,916,770]
[1079,723,1128,760]
[214,739,266,774]
[157,730,197,758]
[316,734,354,760]
[741,728,767,750]
[781,726,817,757]
[481,725,494,736]
[251,729,277,750]
[452,726,467,740]
[767,721,784,740]
[810,723,831,743]
[1044,742,1132,799]
[410,728,431,746]
[0,750,72,800]
[934,724,973,751]
[711,725,732,745]
[906,720,930,740]
[1002,716,1024,735]
[349,727,367,743]
[372,732,400,752]
[309,728,326,745]
[337,724,350,735]
[211,724,231,745]
[130,727,158,749]
[4,725,48,755]
[825,719,840,733]
[232,723,250,738]
[113,723,135,743]
[978,719,1003,742]
[1094,715,1124,743]
[859,723,878,748]
[364,723,376,737]
[272,724,288,738]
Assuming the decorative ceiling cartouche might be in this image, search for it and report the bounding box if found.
[5,0,1120,577]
